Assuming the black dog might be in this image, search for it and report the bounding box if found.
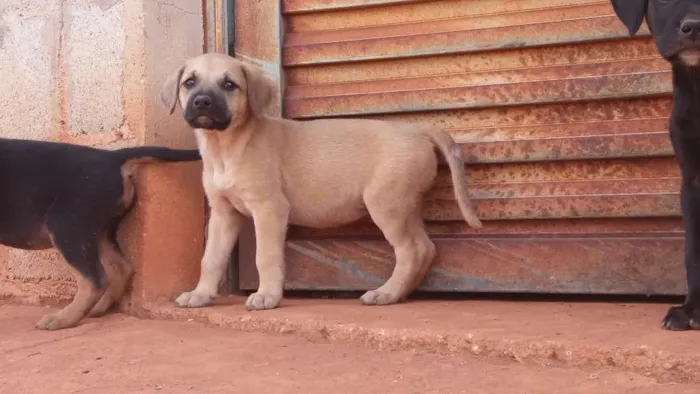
[0,138,200,330]
[611,0,700,330]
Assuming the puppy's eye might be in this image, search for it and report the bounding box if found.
[222,80,237,91]
[183,77,196,89]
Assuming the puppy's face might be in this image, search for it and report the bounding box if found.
[612,0,700,67]
[160,53,274,131]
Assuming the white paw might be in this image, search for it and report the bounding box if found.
[245,291,282,311]
[360,290,400,306]
[175,291,214,308]
[35,313,74,331]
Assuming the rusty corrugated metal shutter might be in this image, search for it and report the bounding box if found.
[239,0,685,295]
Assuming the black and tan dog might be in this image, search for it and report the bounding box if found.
[612,0,700,330]
[0,139,200,330]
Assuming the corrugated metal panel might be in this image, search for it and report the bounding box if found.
[238,0,683,294]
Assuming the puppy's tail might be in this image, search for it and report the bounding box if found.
[424,127,482,229]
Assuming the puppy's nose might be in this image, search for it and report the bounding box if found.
[681,19,700,38]
[193,95,213,109]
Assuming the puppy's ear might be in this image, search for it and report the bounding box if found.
[242,63,275,118]
[160,66,184,115]
[611,0,648,36]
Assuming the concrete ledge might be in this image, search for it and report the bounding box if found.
[139,297,700,384]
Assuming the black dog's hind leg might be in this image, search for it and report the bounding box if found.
[36,211,106,331]
[663,179,700,330]
[87,166,138,317]
[87,235,133,318]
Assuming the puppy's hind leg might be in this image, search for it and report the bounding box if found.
[37,215,106,330]
[406,219,437,294]
[361,200,436,306]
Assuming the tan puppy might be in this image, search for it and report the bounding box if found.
[160,53,482,311]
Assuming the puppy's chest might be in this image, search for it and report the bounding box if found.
[206,168,252,216]
[211,168,235,190]
[202,152,240,190]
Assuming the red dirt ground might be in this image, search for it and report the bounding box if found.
[1,305,698,394]
[141,297,700,383]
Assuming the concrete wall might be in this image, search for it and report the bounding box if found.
[0,0,205,305]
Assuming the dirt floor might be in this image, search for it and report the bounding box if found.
[1,305,698,394]
[141,296,700,383]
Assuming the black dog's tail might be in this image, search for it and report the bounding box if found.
[112,146,201,165]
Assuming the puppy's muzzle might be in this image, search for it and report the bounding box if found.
[184,93,231,131]
[193,95,213,110]
[681,19,700,40]
[677,18,700,66]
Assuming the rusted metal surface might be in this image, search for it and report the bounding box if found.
[232,1,284,113]
[236,0,684,294]
[432,160,680,220]
[286,72,671,118]
[239,237,685,294]
[283,0,428,14]
[287,59,668,100]
[285,0,608,18]
[286,37,661,86]
[465,157,679,183]
[212,0,225,53]
[462,133,672,163]
[287,3,613,47]
[202,0,209,52]
[288,0,610,31]
[284,33,671,118]
[425,193,679,221]
[373,97,673,142]
[288,217,684,239]
[284,15,648,65]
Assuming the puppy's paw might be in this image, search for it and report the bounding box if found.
[245,292,282,311]
[360,290,400,306]
[662,306,700,331]
[36,314,74,331]
[175,291,213,308]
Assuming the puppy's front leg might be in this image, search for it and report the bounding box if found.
[663,179,700,330]
[176,201,244,308]
[245,198,290,311]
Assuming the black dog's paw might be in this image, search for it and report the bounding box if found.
[661,306,700,331]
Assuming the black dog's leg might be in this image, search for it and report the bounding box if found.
[36,210,107,331]
[87,234,132,318]
[663,179,700,330]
